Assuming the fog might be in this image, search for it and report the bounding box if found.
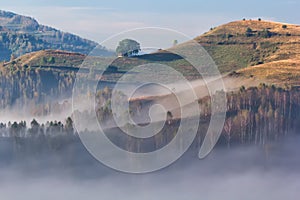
[0,75,298,200]
[0,134,300,200]
[0,93,298,197]
[0,98,73,125]
[127,75,261,122]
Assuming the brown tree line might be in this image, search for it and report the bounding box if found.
[215,84,300,147]
[90,84,300,152]
[0,65,76,112]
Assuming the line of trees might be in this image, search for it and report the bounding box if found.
[0,64,76,111]
[107,84,300,152]
[2,84,300,153]
[202,84,300,148]
[0,117,74,138]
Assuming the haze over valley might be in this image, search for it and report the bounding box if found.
[0,7,300,200]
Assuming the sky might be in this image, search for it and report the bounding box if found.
[1,0,300,44]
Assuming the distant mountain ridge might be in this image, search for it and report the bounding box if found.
[0,10,39,32]
[0,10,111,61]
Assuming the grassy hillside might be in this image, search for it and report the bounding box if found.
[197,20,299,71]
[7,50,86,68]
[194,19,300,85]
[4,49,202,80]
[100,19,300,83]
[236,60,300,85]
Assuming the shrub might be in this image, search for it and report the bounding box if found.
[240,86,246,92]
[40,57,47,65]
[48,57,55,64]
[282,25,287,29]
[259,29,274,38]
[227,34,233,39]
[258,18,262,21]
[245,27,253,37]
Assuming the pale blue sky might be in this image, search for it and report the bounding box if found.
[1,0,299,44]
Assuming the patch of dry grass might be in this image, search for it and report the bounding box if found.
[237,59,300,85]
[8,50,86,67]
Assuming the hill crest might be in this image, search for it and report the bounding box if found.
[193,19,300,85]
[4,49,86,68]
[200,20,300,37]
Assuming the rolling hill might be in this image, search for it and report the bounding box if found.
[3,18,300,87]
[2,18,300,112]
[196,19,300,85]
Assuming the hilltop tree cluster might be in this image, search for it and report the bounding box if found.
[116,39,141,57]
